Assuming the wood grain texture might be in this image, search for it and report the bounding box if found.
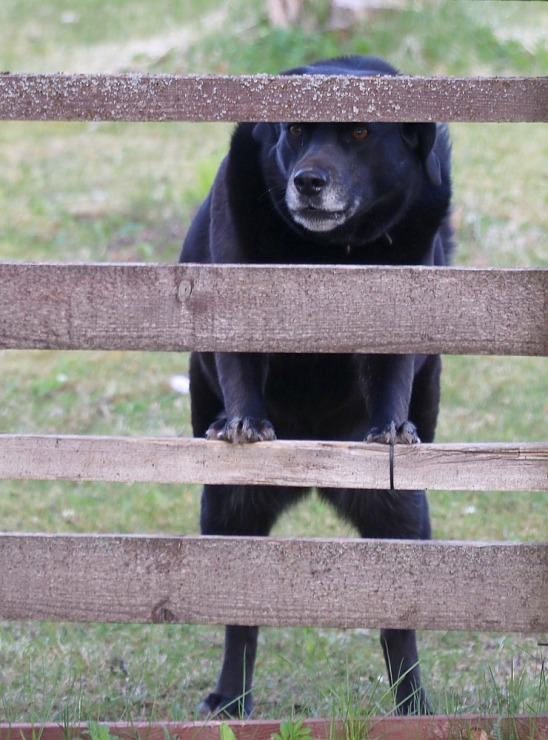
[3,717,548,740]
[0,534,546,631]
[0,74,546,122]
[0,435,546,492]
[1,263,546,355]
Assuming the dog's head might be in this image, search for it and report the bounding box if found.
[252,57,443,244]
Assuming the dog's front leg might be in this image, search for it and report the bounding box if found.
[359,354,420,444]
[206,352,276,444]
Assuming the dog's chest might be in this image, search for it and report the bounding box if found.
[263,353,365,426]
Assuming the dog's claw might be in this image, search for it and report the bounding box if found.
[206,417,276,444]
[366,420,420,445]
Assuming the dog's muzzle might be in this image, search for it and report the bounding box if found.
[286,166,351,233]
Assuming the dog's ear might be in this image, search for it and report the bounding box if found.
[401,123,442,186]
[252,122,279,143]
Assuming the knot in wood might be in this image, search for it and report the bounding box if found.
[177,278,193,303]
[151,598,176,623]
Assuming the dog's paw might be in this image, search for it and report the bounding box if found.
[366,420,420,445]
[206,416,276,444]
[198,691,252,718]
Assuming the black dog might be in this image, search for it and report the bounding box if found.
[180,56,453,717]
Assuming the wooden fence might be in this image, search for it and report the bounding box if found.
[0,65,547,740]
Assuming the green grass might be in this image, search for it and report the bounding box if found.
[0,0,546,726]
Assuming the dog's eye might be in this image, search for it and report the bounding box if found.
[352,126,368,141]
[288,124,303,138]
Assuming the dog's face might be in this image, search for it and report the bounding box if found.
[253,120,441,244]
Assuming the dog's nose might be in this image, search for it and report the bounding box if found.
[293,167,330,197]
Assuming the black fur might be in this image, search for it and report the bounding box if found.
[180,56,453,718]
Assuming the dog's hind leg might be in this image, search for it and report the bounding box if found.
[320,486,433,714]
[198,624,259,718]
[380,627,432,714]
[198,483,308,717]
[408,354,442,444]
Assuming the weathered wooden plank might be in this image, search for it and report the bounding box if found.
[0,74,545,122]
[0,435,546,492]
[0,534,546,631]
[1,263,546,355]
[3,717,548,740]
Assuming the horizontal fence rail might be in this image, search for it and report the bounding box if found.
[1,263,546,355]
[0,435,546,492]
[3,717,548,740]
[0,74,546,122]
[1,534,546,631]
